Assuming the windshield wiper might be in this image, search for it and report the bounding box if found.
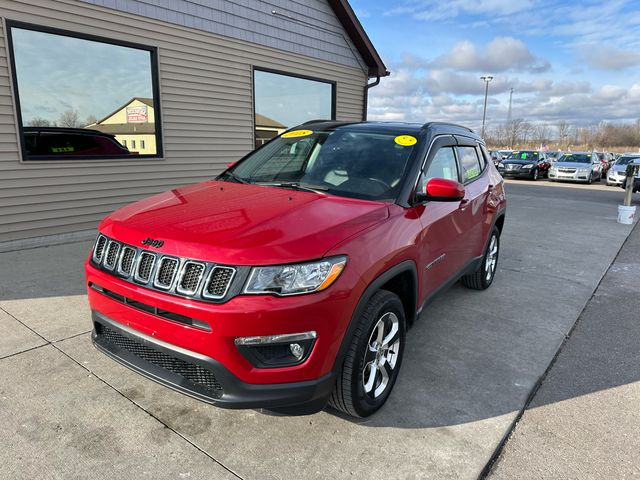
[254,182,329,194]
[219,170,250,184]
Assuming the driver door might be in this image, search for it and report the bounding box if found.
[413,136,468,300]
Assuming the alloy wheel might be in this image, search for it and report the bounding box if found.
[485,234,499,282]
[362,312,401,399]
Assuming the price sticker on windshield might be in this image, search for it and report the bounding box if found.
[395,135,417,147]
[282,130,313,138]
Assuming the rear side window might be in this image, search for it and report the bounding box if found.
[456,146,483,183]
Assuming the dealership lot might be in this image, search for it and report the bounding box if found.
[0,181,637,480]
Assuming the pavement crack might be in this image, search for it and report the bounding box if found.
[50,343,245,480]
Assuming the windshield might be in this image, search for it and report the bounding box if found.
[221,129,418,201]
[616,155,640,165]
[557,153,591,163]
[507,151,539,160]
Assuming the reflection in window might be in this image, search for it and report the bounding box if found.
[422,147,459,188]
[9,25,160,160]
[457,146,483,182]
[253,69,334,148]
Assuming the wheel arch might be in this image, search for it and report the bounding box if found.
[331,260,418,374]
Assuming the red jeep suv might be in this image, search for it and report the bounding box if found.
[86,121,506,417]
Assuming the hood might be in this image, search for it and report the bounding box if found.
[100,181,389,265]
[552,162,591,168]
[501,158,538,165]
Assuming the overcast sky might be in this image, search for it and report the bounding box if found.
[351,0,640,132]
[11,27,153,124]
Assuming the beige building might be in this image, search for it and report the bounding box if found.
[0,0,388,246]
[87,98,157,155]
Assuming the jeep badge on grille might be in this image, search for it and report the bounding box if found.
[141,237,164,248]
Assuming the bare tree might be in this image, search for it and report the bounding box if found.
[533,124,549,147]
[58,109,81,128]
[27,117,55,127]
[557,120,570,146]
[85,114,99,126]
[505,118,524,149]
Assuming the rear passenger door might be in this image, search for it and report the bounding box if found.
[454,136,492,260]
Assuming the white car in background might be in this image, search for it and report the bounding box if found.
[607,154,640,186]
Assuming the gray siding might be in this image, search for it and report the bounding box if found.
[0,0,367,242]
[80,0,367,73]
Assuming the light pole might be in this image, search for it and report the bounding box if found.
[480,75,494,138]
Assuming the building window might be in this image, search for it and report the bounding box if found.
[253,68,335,148]
[140,140,145,149]
[7,22,162,160]
[131,140,136,150]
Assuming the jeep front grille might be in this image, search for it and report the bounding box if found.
[95,323,223,399]
[90,234,238,303]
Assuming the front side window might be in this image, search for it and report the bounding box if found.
[420,147,459,190]
[253,69,334,148]
[8,23,161,160]
[222,129,417,201]
[457,146,483,182]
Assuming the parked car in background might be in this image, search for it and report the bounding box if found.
[548,152,602,183]
[546,151,560,162]
[23,126,133,158]
[489,150,501,165]
[85,121,507,418]
[607,154,640,186]
[594,152,614,179]
[497,150,549,180]
[498,150,512,160]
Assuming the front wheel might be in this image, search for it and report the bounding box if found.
[461,227,500,290]
[329,290,406,417]
[587,173,593,185]
[531,169,539,181]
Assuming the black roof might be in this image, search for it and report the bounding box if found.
[23,126,117,138]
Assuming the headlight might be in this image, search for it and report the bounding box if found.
[578,168,590,173]
[244,256,347,296]
[522,164,534,168]
[497,162,504,168]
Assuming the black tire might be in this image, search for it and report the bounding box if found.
[531,168,539,181]
[328,290,406,418]
[461,227,500,290]
[587,173,593,185]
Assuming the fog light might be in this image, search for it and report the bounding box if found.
[235,331,316,368]
[289,343,304,360]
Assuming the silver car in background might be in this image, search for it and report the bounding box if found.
[548,152,603,184]
[607,153,640,186]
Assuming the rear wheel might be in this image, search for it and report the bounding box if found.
[461,227,500,290]
[328,290,406,417]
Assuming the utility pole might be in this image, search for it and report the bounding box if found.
[480,75,494,138]
[507,88,514,124]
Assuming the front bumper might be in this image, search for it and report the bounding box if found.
[607,172,626,185]
[498,167,534,178]
[92,311,335,413]
[548,170,592,182]
[85,258,363,412]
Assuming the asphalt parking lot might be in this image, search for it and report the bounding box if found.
[1,180,638,479]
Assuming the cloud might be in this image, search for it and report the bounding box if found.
[386,0,534,21]
[430,37,550,73]
[578,44,640,70]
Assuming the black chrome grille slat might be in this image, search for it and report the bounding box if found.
[177,262,205,296]
[93,235,108,263]
[154,257,179,290]
[118,246,136,276]
[104,241,121,270]
[203,267,235,299]
[96,323,222,398]
[135,252,156,283]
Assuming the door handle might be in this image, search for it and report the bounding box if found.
[458,199,470,210]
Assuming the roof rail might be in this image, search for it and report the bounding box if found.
[422,121,474,133]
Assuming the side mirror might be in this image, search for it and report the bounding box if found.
[416,178,465,203]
